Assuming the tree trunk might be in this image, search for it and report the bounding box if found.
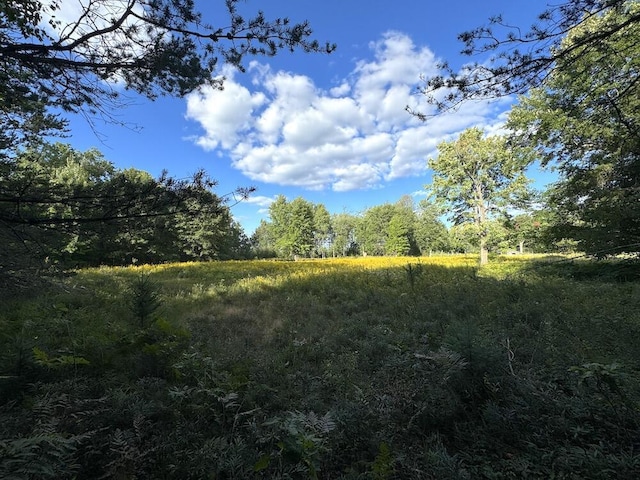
[475,183,488,266]
[480,237,489,266]
[519,240,525,254]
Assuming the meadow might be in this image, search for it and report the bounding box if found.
[1,255,639,479]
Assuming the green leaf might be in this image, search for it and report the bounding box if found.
[32,346,50,366]
[253,454,271,472]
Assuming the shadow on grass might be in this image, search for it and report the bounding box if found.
[2,257,640,479]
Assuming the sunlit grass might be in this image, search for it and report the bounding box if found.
[2,253,640,478]
[65,254,574,332]
[78,255,481,287]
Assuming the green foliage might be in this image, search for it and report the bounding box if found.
[0,0,334,159]
[257,195,452,259]
[313,204,332,257]
[32,346,90,369]
[1,0,331,283]
[385,214,412,255]
[507,3,640,256]
[357,203,397,256]
[0,142,249,286]
[127,273,162,328]
[502,211,550,253]
[267,196,334,258]
[330,212,360,256]
[427,127,533,264]
[0,434,81,479]
[372,442,394,480]
[2,256,640,478]
[414,199,450,254]
[354,198,420,257]
[0,381,102,479]
[263,410,336,479]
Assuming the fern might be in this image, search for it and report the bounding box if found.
[101,428,139,480]
[264,411,337,479]
[0,434,81,479]
[32,347,90,370]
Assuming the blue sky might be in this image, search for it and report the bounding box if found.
[59,0,556,235]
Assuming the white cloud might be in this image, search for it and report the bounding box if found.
[186,31,511,191]
[330,82,351,97]
[185,68,265,150]
[389,126,439,179]
[244,195,276,208]
[410,190,429,198]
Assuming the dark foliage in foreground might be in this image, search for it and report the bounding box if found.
[1,257,639,478]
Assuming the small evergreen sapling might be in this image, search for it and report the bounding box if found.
[128,273,162,328]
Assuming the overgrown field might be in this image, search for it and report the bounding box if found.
[2,255,640,478]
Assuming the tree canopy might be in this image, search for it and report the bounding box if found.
[0,143,250,289]
[1,0,332,288]
[507,3,640,256]
[253,196,459,260]
[414,199,450,254]
[410,0,639,258]
[409,0,639,117]
[427,128,532,265]
[0,0,335,156]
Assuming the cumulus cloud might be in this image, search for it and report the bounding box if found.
[410,190,429,198]
[185,67,265,150]
[186,31,509,191]
[244,195,276,207]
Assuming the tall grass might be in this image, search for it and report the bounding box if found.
[1,255,639,478]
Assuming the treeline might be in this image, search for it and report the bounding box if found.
[3,1,638,273]
[1,143,251,277]
[251,194,554,259]
[0,142,560,276]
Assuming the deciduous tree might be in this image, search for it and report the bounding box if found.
[385,214,412,256]
[330,213,359,257]
[0,143,242,281]
[503,212,548,254]
[414,199,450,254]
[1,1,331,287]
[386,196,419,256]
[357,204,397,256]
[268,196,317,258]
[507,4,640,256]
[250,219,277,258]
[426,128,532,265]
[312,203,332,257]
